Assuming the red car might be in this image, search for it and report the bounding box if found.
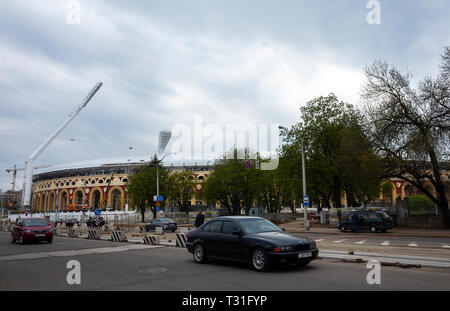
[11,218,53,244]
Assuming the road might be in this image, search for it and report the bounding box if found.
[293,232,450,249]
[0,232,449,291]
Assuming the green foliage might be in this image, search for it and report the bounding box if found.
[166,171,195,211]
[281,94,382,208]
[409,195,436,215]
[127,155,168,222]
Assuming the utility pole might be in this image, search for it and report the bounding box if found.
[279,126,309,230]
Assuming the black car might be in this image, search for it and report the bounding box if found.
[338,211,393,233]
[64,218,80,227]
[145,218,177,232]
[186,216,318,272]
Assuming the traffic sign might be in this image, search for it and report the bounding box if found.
[244,160,251,169]
[155,201,161,207]
[154,195,163,201]
[303,195,310,206]
[94,209,101,216]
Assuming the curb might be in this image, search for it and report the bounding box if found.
[286,230,450,239]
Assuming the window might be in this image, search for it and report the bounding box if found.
[368,213,379,220]
[222,221,239,235]
[203,221,222,233]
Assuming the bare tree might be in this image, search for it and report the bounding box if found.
[362,47,450,228]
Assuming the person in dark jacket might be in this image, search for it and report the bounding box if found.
[194,211,205,228]
[351,213,359,233]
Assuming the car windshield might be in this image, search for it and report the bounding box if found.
[380,212,391,220]
[239,218,282,234]
[23,219,48,227]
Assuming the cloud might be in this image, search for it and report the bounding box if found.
[0,0,449,192]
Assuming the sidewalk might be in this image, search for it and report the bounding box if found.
[280,220,450,238]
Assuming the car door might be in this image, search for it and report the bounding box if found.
[359,213,370,230]
[217,220,246,261]
[202,220,223,257]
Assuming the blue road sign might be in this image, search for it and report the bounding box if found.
[157,195,163,201]
[156,206,160,212]
[55,204,58,210]
[94,209,101,216]
[303,195,310,206]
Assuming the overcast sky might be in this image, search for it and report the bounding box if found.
[0,0,449,193]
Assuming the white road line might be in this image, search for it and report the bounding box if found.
[314,239,324,242]
[408,243,418,247]
[442,244,450,249]
[381,241,390,246]
[333,239,347,243]
[0,244,163,262]
[355,240,366,244]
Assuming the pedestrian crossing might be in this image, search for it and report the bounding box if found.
[312,237,450,249]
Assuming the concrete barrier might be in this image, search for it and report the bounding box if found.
[68,228,79,238]
[53,228,60,236]
[143,235,160,245]
[88,229,101,240]
[155,227,164,235]
[111,231,127,242]
[180,227,190,233]
[176,233,187,248]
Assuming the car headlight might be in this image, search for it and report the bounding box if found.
[25,230,32,233]
[279,246,294,252]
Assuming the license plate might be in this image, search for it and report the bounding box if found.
[35,234,45,237]
[298,252,312,258]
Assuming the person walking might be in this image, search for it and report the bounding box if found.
[351,213,359,233]
[194,210,205,228]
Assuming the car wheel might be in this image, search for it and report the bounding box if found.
[339,225,346,232]
[370,226,377,233]
[193,243,207,264]
[10,233,16,244]
[251,248,270,272]
[18,234,24,245]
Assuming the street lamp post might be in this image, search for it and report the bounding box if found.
[279,125,309,230]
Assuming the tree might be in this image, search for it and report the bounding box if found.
[201,149,260,215]
[281,94,382,209]
[166,171,195,213]
[362,47,450,228]
[127,155,168,222]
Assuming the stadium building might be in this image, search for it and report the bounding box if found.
[31,157,213,212]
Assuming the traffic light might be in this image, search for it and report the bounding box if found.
[69,195,73,201]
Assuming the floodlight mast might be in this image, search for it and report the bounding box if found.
[22,82,103,209]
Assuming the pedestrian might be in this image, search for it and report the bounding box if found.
[194,210,205,228]
[351,213,359,233]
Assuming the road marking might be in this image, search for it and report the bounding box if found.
[355,240,366,244]
[314,239,324,242]
[333,239,347,243]
[408,243,418,247]
[381,241,390,246]
[442,244,450,249]
[0,244,164,262]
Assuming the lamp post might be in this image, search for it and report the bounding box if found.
[278,125,309,230]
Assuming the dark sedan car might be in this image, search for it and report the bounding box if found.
[64,218,80,227]
[338,211,393,233]
[145,218,177,232]
[186,216,318,272]
[11,218,53,244]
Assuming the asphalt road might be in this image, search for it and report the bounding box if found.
[0,232,449,291]
[292,232,450,249]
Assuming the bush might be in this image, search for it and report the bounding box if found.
[408,195,435,215]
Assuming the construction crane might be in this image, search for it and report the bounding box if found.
[5,164,51,207]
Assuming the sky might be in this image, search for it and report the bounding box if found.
[0,0,449,193]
